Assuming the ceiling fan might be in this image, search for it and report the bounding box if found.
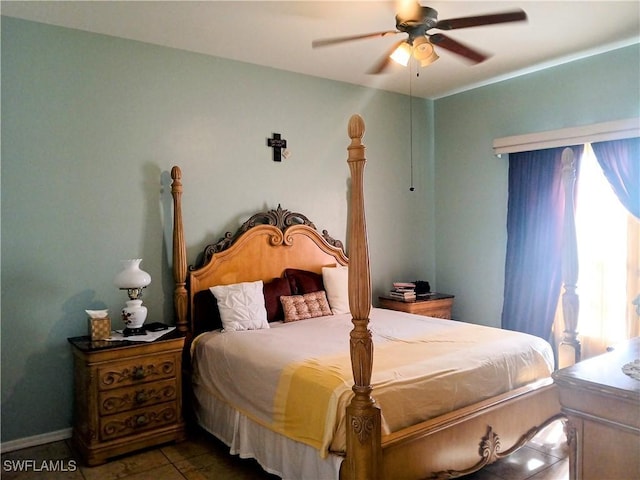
[312,1,527,74]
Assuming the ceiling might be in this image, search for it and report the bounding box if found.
[2,1,639,99]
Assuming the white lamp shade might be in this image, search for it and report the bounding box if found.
[390,42,412,66]
[413,37,433,59]
[114,259,151,289]
[420,50,439,67]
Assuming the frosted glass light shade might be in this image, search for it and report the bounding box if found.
[114,259,151,289]
[390,42,412,66]
[420,50,439,66]
[390,37,439,68]
[411,37,439,67]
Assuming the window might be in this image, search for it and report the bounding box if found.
[573,143,639,358]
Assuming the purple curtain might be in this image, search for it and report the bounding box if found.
[592,137,640,219]
[501,145,583,339]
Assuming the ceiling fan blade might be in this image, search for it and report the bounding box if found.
[312,30,399,48]
[435,9,527,30]
[368,39,406,74]
[429,33,489,63]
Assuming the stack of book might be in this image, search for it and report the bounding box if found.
[389,282,416,301]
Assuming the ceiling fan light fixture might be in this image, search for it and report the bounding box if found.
[412,36,439,67]
[313,6,528,74]
[412,37,432,58]
[390,42,412,66]
[419,50,439,67]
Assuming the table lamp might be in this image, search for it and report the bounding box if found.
[114,259,151,336]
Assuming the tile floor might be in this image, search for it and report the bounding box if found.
[1,421,567,480]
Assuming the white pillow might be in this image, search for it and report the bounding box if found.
[322,266,350,315]
[210,281,269,332]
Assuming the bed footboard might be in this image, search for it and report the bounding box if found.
[378,380,562,480]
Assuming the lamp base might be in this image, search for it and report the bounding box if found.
[122,327,146,337]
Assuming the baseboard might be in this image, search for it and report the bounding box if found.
[1,428,72,453]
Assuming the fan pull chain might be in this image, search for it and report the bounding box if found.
[409,61,415,192]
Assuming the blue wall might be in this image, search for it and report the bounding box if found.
[1,16,434,443]
[1,14,638,444]
[434,44,640,327]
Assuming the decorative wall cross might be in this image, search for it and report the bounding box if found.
[267,133,287,162]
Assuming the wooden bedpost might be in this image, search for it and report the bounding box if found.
[171,166,189,333]
[344,115,382,480]
[558,148,581,366]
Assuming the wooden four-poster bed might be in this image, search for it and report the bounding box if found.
[170,114,564,480]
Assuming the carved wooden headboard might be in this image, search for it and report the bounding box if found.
[168,185,348,335]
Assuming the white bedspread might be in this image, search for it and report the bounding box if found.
[191,308,554,457]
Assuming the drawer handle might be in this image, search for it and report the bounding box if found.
[135,414,148,427]
[135,391,148,404]
[132,366,146,380]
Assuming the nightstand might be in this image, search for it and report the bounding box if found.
[68,329,186,466]
[378,293,455,319]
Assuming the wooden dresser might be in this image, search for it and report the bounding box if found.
[378,293,454,319]
[552,337,640,480]
[68,330,186,465]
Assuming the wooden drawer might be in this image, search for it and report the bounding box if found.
[553,338,640,480]
[99,378,178,416]
[97,354,177,390]
[100,402,178,441]
[379,294,454,319]
[422,305,452,319]
[69,332,186,465]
